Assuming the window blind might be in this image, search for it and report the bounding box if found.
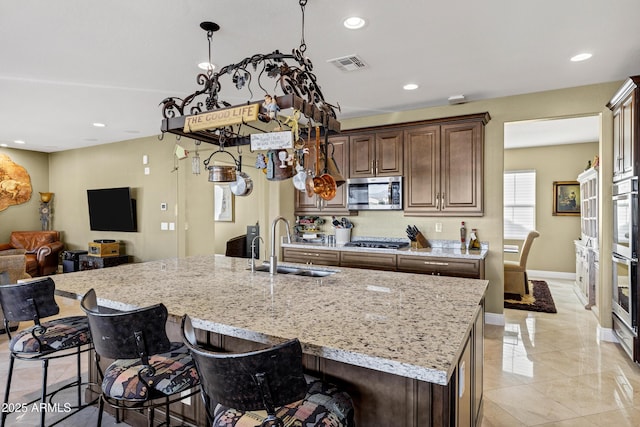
[504,170,536,240]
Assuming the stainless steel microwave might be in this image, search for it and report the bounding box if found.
[347,176,402,210]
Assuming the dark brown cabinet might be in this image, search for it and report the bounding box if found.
[349,130,403,178]
[283,246,485,279]
[608,76,639,182]
[340,251,396,271]
[294,136,350,215]
[282,247,340,266]
[404,114,489,217]
[396,254,485,279]
[294,135,352,215]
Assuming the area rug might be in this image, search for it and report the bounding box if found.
[504,280,557,313]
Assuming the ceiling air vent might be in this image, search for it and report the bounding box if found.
[327,54,367,72]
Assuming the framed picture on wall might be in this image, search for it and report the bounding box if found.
[552,181,580,216]
[214,184,234,222]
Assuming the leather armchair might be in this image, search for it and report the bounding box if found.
[0,231,64,277]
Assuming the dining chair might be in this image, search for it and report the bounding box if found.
[80,288,199,426]
[180,314,355,427]
[504,230,540,296]
[0,277,93,427]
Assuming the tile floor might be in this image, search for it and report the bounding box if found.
[1,278,640,426]
[481,278,640,427]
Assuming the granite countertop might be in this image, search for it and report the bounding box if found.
[283,237,489,260]
[51,254,487,386]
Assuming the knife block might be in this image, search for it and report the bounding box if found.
[415,232,430,249]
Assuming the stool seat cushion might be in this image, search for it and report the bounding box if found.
[102,342,199,401]
[212,379,354,427]
[9,315,91,354]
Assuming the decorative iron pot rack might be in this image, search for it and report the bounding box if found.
[159,0,341,148]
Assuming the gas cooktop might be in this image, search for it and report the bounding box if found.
[344,240,409,249]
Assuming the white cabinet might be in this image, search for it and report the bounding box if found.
[574,167,598,310]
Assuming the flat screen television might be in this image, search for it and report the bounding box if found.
[87,187,137,232]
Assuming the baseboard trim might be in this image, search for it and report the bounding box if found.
[485,312,505,326]
[597,325,618,343]
[528,270,575,281]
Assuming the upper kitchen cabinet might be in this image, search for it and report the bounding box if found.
[294,135,353,215]
[608,76,640,182]
[404,113,490,216]
[349,130,403,178]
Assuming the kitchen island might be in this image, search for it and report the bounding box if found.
[51,254,488,426]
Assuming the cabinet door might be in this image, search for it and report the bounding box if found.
[621,94,635,178]
[294,138,320,213]
[294,136,352,215]
[340,251,396,271]
[397,255,483,278]
[404,125,440,214]
[441,121,484,215]
[349,133,376,178]
[613,105,623,177]
[324,136,349,211]
[282,248,340,266]
[375,130,403,176]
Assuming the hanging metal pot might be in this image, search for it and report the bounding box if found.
[230,155,253,196]
[204,147,240,183]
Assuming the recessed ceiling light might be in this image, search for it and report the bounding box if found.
[13,140,25,144]
[344,16,366,30]
[570,53,592,62]
[198,62,216,71]
[403,83,419,91]
[92,122,106,128]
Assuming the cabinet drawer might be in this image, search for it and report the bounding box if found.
[397,255,483,279]
[340,251,396,271]
[282,248,340,266]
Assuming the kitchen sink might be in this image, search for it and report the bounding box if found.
[251,264,337,277]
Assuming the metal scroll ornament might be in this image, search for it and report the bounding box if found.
[159,0,340,146]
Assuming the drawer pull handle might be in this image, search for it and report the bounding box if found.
[424,261,448,266]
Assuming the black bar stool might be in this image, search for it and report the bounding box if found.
[0,277,93,427]
[80,288,200,426]
[180,314,356,427]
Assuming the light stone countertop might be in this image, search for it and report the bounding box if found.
[283,238,489,260]
[51,254,488,386]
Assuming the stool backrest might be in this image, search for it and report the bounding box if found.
[0,278,59,323]
[80,288,171,362]
[181,315,307,415]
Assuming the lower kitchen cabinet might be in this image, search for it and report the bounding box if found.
[282,247,340,266]
[283,246,485,279]
[397,254,485,279]
[340,251,397,271]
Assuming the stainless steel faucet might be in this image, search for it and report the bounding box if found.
[269,216,292,275]
[249,235,264,272]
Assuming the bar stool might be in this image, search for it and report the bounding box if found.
[180,315,355,427]
[0,277,93,427]
[80,288,200,426]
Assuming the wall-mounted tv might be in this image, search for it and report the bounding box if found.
[87,187,138,232]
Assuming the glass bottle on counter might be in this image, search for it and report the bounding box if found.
[460,222,467,248]
[469,228,481,250]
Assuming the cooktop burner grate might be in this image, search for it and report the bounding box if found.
[344,241,409,249]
